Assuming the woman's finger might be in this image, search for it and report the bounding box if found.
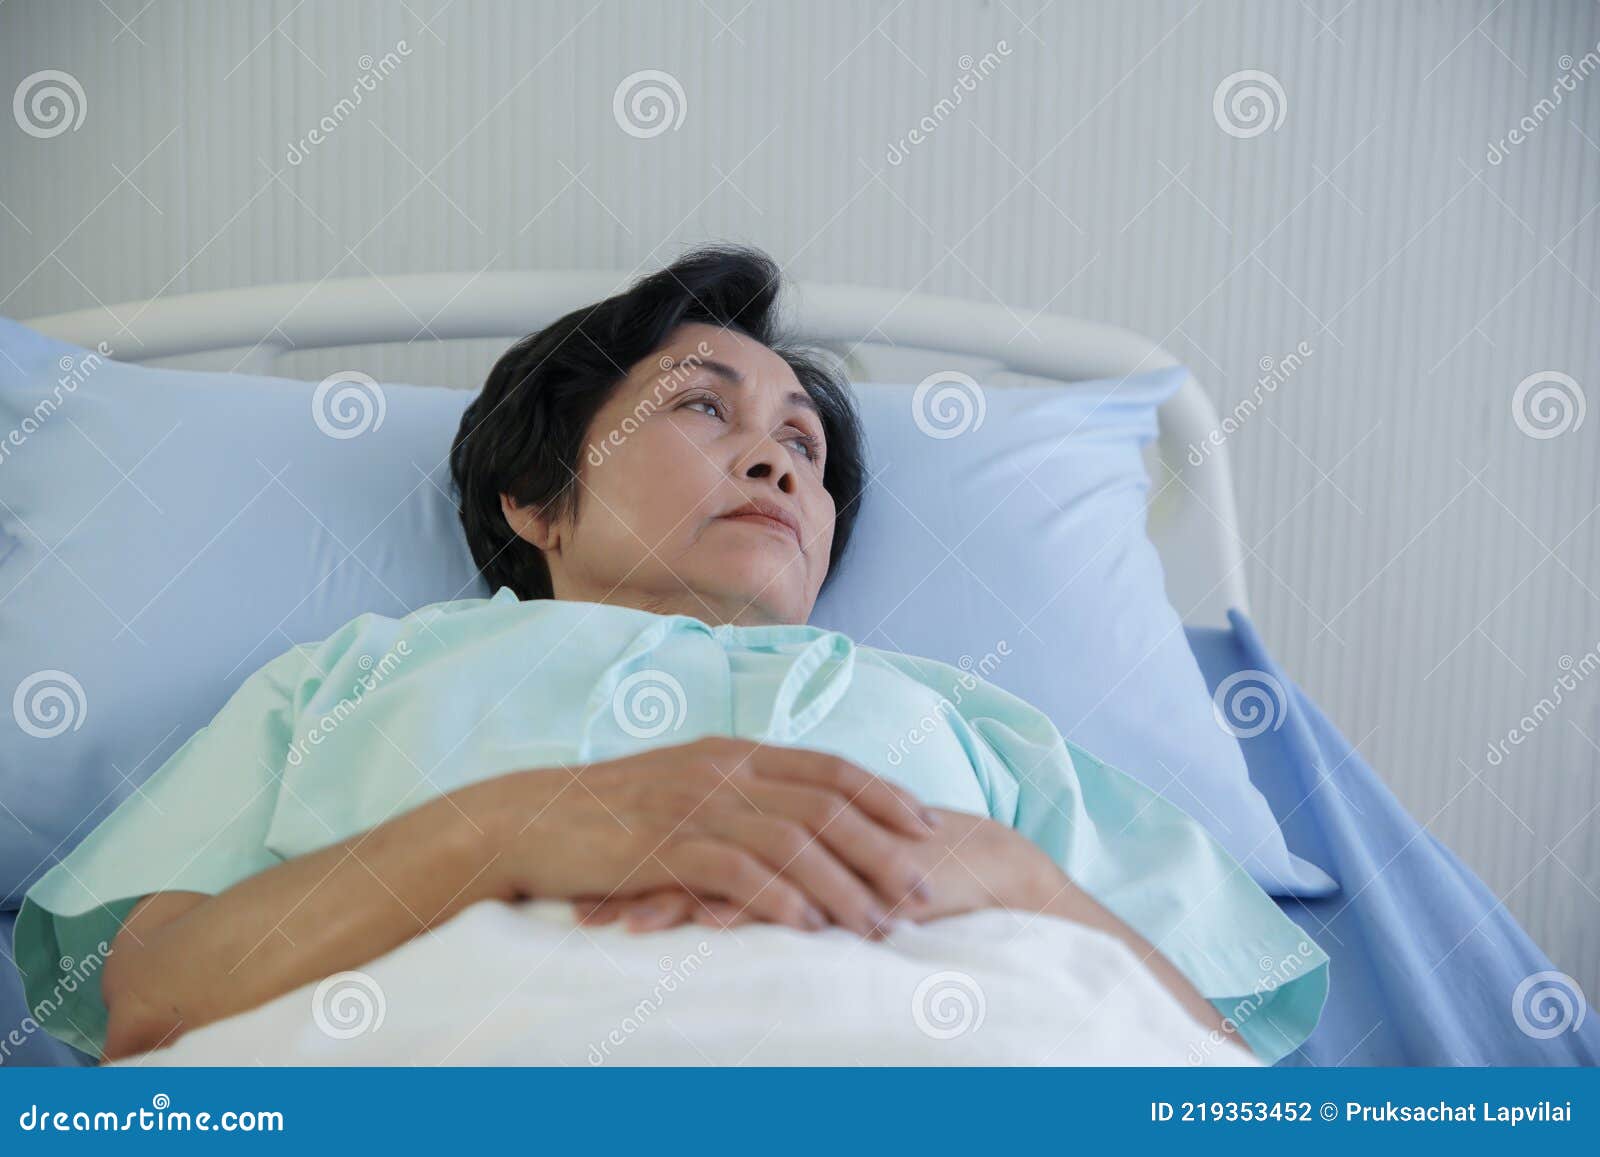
[744,780,931,914]
[700,811,892,938]
[656,838,824,933]
[747,747,936,838]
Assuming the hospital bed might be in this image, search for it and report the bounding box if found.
[5,274,1594,1066]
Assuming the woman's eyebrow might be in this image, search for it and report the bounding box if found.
[692,358,819,416]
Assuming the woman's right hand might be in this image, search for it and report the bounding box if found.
[460,737,938,938]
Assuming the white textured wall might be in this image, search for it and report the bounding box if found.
[3,1,1597,1000]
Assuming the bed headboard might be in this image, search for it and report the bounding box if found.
[23,272,1249,625]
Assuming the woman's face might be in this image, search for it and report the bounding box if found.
[502,322,837,626]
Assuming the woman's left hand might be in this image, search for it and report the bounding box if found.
[575,808,1066,932]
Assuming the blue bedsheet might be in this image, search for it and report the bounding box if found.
[1189,611,1598,1066]
[4,612,1594,1067]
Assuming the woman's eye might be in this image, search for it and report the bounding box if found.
[683,398,722,418]
[788,433,822,462]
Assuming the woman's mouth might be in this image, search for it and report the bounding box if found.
[720,508,800,544]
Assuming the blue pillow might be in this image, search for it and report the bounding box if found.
[0,317,1332,906]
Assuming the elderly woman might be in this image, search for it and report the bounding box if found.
[15,246,1325,1064]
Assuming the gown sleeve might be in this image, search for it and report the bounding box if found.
[874,649,1330,1064]
[11,644,311,1059]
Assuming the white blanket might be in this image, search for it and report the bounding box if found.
[118,901,1257,1066]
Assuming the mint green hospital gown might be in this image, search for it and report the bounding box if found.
[14,588,1328,1061]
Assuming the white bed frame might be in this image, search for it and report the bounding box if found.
[24,273,1248,625]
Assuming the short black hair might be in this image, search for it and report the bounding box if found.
[449,244,866,601]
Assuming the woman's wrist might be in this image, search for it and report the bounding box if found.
[444,767,565,903]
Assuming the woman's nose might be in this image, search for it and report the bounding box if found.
[741,441,796,494]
